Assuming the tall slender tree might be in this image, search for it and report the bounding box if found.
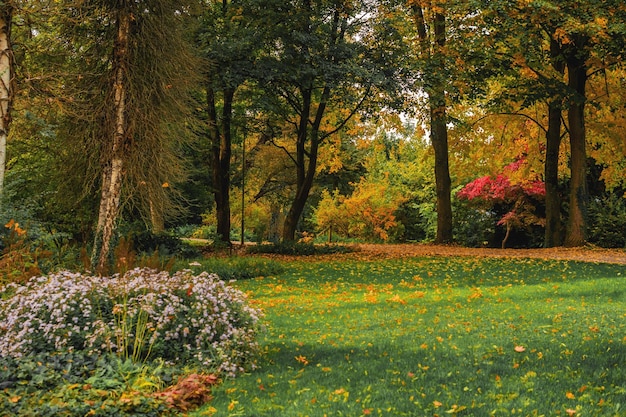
[199,0,257,245]
[93,3,131,271]
[544,38,566,247]
[0,1,14,202]
[409,3,452,244]
[57,0,200,271]
[562,35,589,247]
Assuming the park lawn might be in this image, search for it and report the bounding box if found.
[197,256,626,417]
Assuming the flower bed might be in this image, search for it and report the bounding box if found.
[0,268,262,377]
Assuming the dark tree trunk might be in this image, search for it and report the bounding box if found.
[412,7,452,243]
[544,99,563,247]
[431,104,453,243]
[283,88,321,242]
[207,87,234,245]
[544,38,566,248]
[430,12,453,244]
[564,45,588,247]
[281,9,346,242]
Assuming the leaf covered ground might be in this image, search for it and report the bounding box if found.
[265,243,626,265]
[201,250,626,416]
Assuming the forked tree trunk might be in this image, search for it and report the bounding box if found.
[563,45,588,247]
[280,8,348,242]
[0,5,14,201]
[282,88,316,241]
[93,9,131,273]
[282,77,330,242]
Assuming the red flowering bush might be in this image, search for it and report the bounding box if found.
[457,160,546,248]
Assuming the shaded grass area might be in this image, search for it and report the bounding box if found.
[199,257,626,416]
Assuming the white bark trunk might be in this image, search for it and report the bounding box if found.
[94,10,130,272]
[0,10,13,201]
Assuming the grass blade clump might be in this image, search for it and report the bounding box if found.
[0,268,262,376]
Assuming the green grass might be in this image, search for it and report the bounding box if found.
[196,256,626,416]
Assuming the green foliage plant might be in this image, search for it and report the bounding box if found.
[0,268,263,377]
[587,193,626,248]
[246,241,352,256]
[0,220,46,285]
[0,352,177,416]
[175,257,285,281]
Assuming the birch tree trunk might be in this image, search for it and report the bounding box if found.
[93,9,131,272]
[0,4,14,202]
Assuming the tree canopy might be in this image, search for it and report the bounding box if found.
[2,0,626,266]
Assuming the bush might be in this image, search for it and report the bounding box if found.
[0,352,176,416]
[246,241,353,256]
[129,230,202,259]
[588,193,626,248]
[176,257,285,280]
[452,199,497,247]
[0,268,262,377]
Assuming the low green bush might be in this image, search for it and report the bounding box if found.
[246,241,353,256]
[129,230,202,259]
[0,268,262,377]
[177,257,285,280]
[0,352,176,416]
[588,193,626,248]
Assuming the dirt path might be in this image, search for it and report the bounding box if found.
[347,243,626,265]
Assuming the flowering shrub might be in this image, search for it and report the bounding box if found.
[457,158,546,248]
[0,268,262,377]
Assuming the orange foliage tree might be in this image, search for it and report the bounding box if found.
[313,176,407,242]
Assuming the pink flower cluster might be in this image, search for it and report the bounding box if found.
[0,268,263,377]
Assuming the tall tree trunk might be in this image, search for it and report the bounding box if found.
[563,47,588,247]
[93,9,131,273]
[544,39,566,247]
[0,4,14,202]
[208,86,234,245]
[430,12,453,244]
[431,102,452,243]
[281,9,345,241]
[283,79,330,241]
[412,7,453,244]
[544,99,563,247]
[283,89,314,241]
[150,198,164,233]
